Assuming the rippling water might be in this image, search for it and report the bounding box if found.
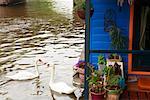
[0,0,84,100]
[0,18,84,68]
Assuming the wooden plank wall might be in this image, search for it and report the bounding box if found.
[89,0,130,69]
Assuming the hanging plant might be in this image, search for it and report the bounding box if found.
[104,8,127,50]
[75,0,94,20]
[109,25,127,50]
[117,0,134,7]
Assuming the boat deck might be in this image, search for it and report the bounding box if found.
[120,90,150,100]
[73,75,150,100]
[120,82,150,100]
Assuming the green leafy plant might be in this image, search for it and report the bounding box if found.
[109,25,127,50]
[108,54,114,59]
[75,0,85,10]
[105,75,123,94]
[87,70,104,93]
[103,65,115,78]
[103,65,124,95]
[81,0,86,10]
[108,53,120,59]
[98,55,106,65]
[107,75,121,87]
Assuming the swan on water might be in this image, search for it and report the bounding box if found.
[5,58,45,81]
[47,63,77,94]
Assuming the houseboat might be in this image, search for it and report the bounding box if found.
[75,0,150,99]
[0,0,25,6]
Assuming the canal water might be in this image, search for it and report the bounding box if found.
[0,0,84,100]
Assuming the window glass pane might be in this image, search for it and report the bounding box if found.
[133,0,150,50]
[132,0,150,72]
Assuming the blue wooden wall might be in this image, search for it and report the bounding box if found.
[89,0,130,71]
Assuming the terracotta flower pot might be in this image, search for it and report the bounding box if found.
[107,94,120,100]
[77,9,85,19]
[77,8,94,20]
[90,90,106,100]
[104,86,121,100]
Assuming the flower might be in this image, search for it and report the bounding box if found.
[74,60,85,69]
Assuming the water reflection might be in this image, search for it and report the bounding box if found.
[0,0,73,18]
[0,3,27,17]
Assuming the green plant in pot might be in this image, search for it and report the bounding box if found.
[107,53,122,62]
[75,0,94,20]
[98,55,106,71]
[74,60,86,82]
[103,65,115,80]
[87,70,106,100]
[104,75,123,100]
[103,65,124,100]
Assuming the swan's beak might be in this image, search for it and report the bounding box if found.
[46,63,55,69]
[47,63,50,67]
[38,59,47,65]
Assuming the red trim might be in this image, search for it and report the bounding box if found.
[128,3,150,75]
[128,4,134,74]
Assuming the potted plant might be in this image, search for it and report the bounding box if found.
[103,65,125,100]
[104,75,123,100]
[103,65,116,78]
[107,53,122,62]
[102,65,115,85]
[87,70,106,100]
[74,60,86,82]
[75,0,94,20]
[97,55,106,71]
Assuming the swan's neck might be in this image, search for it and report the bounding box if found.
[35,61,39,76]
[49,66,55,84]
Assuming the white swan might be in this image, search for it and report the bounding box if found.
[5,58,45,81]
[48,63,77,94]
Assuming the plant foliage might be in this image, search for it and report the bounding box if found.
[109,25,127,50]
[87,69,104,93]
[98,55,106,65]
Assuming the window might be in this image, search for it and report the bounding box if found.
[132,0,150,71]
